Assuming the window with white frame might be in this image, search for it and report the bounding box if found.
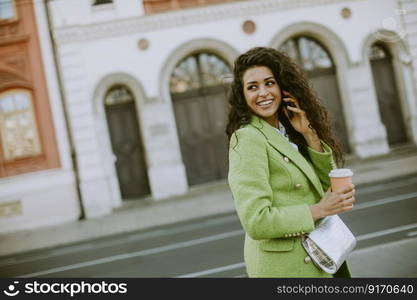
[0,89,41,161]
[92,0,113,5]
[0,0,16,20]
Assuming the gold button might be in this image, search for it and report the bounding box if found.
[304,256,311,264]
[284,157,290,163]
[295,183,302,189]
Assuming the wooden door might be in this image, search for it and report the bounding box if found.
[105,87,150,199]
[370,44,408,145]
[170,52,231,186]
[172,85,228,186]
[309,69,350,152]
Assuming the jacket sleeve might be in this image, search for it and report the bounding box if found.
[307,141,335,192]
[228,128,315,240]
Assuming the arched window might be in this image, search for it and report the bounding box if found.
[368,44,389,60]
[170,52,230,94]
[0,89,41,161]
[105,85,134,106]
[280,36,333,73]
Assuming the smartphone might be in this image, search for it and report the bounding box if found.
[280,90,295,119]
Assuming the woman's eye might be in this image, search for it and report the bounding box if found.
[266,81,275,86]
[248,85,257,90]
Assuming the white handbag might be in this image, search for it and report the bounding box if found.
[301,215,356,274]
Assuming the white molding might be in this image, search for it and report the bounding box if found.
[269,21,352,64]
[53,0,366,44]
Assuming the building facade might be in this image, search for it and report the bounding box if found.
[2,0,416,232]
[0,0,80,234]
[46,0,417,219]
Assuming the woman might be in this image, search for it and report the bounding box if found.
[226,47,355,278]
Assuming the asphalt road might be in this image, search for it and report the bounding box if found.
[1,174,417,278]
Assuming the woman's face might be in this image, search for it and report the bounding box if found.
[242,66,282,127]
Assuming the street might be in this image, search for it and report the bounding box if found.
[0,174,416,278]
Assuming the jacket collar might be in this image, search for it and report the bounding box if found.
[249,115,323,196]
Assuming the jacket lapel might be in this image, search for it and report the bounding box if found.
[249,115,324,196]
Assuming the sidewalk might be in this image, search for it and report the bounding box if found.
[0,145,416,258]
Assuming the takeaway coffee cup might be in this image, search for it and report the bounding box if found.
[329,168,354,192]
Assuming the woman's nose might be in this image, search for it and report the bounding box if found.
[259,86,270,97]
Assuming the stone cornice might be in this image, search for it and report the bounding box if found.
[54,0,365,44]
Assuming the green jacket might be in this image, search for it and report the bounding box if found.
[228,115,351,278]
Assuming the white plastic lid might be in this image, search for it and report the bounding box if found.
[329,168,353,178]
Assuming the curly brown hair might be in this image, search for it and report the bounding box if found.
[225,47,344,167]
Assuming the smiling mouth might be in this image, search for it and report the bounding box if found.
[256,99,274,107]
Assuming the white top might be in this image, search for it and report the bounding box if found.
[276,123,299,151]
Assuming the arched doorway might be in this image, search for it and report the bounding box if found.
[170,52,231,186]
[369,43,408,146]
[280,36,351,153]
[104,85,150,199]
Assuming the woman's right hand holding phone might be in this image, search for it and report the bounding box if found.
[309,184,355,221]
